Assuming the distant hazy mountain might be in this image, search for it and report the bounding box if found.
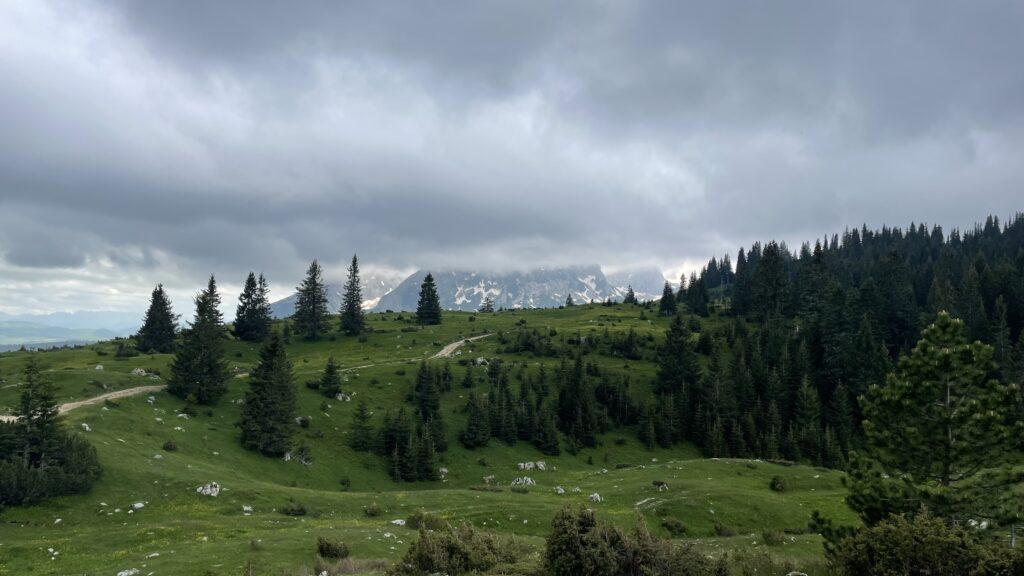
[605,267,669,301]
[0,311,138,349]
[0,320,121,348]
[374,265,626,312]
[269,275,399,319]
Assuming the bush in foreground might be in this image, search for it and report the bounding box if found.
[389,522,522,575]
[833,512,1024,576]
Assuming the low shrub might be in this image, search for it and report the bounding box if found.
[390,522,522,576]
[661,517,687,536]
[162,440,177,452]
[714,522,736,537]
[406,509,446,530]
[316,536,350,559]
[363,502,381,517]
[761,530,784,546]
[280,498,307,516]
[769,476,785,492]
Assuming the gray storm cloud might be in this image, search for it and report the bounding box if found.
[0,0,1022,314]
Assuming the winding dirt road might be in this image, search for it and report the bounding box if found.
[0,333,493,422]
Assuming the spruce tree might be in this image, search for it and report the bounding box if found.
[565,293,574,307]
[413,362,440,418]
[238,331,296,457]
[658,281,677,316]
[339,254,365,336]
[293,260,329,340]
[16,355,60,468]
[349,400,375,452]
[533,404,560,455]
[479,296,495,313]
[168,276,229,404]
[623,285,637,305]
[461,364,475,389]
[415,273,442,325]
[654,314,700,395]
[853,312,1020,523]
[459,392,491,449]
[320,356,342,398]
[136,284,177,353]
[234,272,271,341]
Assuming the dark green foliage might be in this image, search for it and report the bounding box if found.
[654,315,699,396]
[769,476,785,492]
[406,509,447,531]
[389,523,520,576]
[832,512,1020,576]
[279,497,307,516]
[238,331,296,457]
[168,276,229,404]
[533,404,561,455]
[555,356,604,448]
[293,260,329,340]
[657,282,676,316]
[339,254,365,336]
[853,312,1019,523]
[348,400,375,452]
[459,392,490,449]
[376,408,437,482]
[233,272,271,342]
[415,273,442,325]
[660,517,687,536]
[319,356,342,398]
[316,536,350,559]
[565,293,574,307]
[136,284,177,353]
[0,356,101,507]
[543,506,713,576]
[623,285,638,305]
[162,440,177,452]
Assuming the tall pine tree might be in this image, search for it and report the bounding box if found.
[136,284,177,353]
[168,276,229,404]
[415,273,442,325]
[339,254,365,336]
[234,272,271,341]
[658,281,677,316]
[238,331,296,457]
[293,260,329,340]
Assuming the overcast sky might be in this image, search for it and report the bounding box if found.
[1,1,1023,315]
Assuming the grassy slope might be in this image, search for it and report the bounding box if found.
[0,306,857,575]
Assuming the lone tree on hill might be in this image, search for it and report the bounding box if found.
[849,311,1021,525]
[416,273,442,325]
[168,276,229,405]
[238,331,296,457]
[136,284,177,353]
[320,355,342,398]
[658,281,677,316]
[622,285,637,305]
[339,254,365,336]
[293,259,329,340]
[565,294,574,307]
[479,296,495,313]
[233,272,271,342]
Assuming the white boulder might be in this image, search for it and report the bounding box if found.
[196,482,220,497]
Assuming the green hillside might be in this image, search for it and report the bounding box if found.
[0,305,855,575]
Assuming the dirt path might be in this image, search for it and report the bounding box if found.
[432,333,492,358]
[0,384,165,423]
[0,334,493,422]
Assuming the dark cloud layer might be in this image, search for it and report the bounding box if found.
[1,0,1023,313]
